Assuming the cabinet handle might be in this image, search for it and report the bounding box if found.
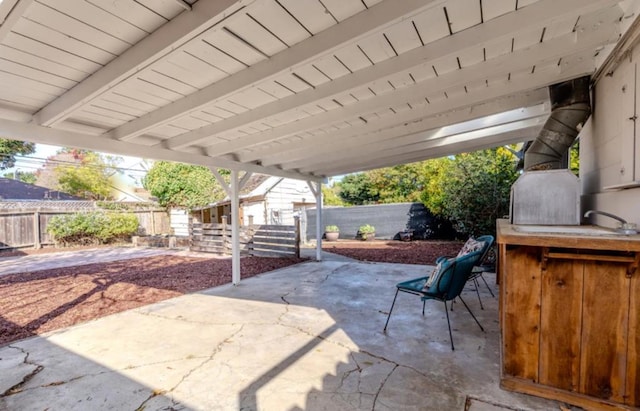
[542,249,639,277]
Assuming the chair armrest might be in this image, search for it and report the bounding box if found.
[396,276,430,292]
[436,256,449,264]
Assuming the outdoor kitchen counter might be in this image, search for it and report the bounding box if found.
[497,219,640,251]
[497,219,640,411]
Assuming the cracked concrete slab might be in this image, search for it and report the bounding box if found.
[1,258,567,410]
[0,345,41,395]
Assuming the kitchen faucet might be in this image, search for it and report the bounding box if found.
[584,210,627,224]
[584,210,637,234]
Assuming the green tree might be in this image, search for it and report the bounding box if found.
[55,150,118,200]
[337,173,377,205]
[367,163,427,203]
[421,148,519,237]
[143,161,226,208]
[0,139,35,170]
[322,185,344,206]
[569,139,580,176]
[2,170,37,184]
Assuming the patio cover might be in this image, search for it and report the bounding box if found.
[0,0,634,180]
[0,0,636,280]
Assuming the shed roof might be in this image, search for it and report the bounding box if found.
[0,0,635,179]
[0,177,81,200]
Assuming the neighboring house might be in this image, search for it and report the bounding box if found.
[107,158,153,202]
[0,178,82,201]
[192,175,315,226]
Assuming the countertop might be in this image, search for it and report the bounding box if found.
[497,219,640,252]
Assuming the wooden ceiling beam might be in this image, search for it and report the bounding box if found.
[33,0,253,126]
[156,0,607,151]
[202,23,616,159]
[0,119,314,180]
[283,106,549,171]
[106,0,447,142]
[311,125,541,176]
[254,91,549,167]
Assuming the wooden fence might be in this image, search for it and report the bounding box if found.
[191,217,300,258]
[0,209,170,250]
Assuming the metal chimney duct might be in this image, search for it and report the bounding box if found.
[524,76,591,171]
[510,76,591,225]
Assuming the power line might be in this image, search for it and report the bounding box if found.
[0,153,150,173]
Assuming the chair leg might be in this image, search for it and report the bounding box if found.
[443,300,454,350]
[422,300,425,316]
[473,278,484,310]
[458,296,484,332]
[480,273,495,298]
[383,289,399,332]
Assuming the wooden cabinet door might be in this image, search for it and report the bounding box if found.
[580,261,630,403]
[503,245,541,381]
[539,259,583,391]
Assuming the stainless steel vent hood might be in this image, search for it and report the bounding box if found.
[510,169,580,225]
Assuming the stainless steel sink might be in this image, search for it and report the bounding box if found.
[512,225,620,236]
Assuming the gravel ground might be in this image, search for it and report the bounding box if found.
[0,240,463,347]
[0,254,303,346]
[323,239,464,265]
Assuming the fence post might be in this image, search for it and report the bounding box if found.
[33,210,41,249]
[222,215,230,255]
[294,216,301,258]
[150,210,156,235]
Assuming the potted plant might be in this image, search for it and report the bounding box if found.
[325,225,340,241]
[358,224,376,241]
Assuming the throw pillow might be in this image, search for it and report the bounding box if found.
[457,238,485,258]
[423,258,452,292]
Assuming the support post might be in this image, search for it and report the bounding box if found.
[221,215,230,254]
[294,216,301,258]
[211,168,252,285]
[230,170,240,285]
[307,180,322,261]
[33,210,41,249]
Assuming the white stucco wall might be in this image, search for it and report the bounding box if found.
[579,43,640,229]
[265,179,313,225]
[170,209,189,236]
[238,179,312,226]
[242,201,266,225]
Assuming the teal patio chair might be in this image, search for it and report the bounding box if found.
[383,248,485,350]
[441,235,494,310]
[464,235,495,309]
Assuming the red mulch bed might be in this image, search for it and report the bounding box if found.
[0,240,463,347]
[322,239,464,265]
[0,255,304,346]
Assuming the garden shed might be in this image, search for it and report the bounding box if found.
[191,174,315,226]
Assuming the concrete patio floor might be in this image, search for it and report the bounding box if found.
[0,253,566,410]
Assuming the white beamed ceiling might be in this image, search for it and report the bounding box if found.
[0,0,636,179]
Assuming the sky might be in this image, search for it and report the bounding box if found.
[3,144,149,184]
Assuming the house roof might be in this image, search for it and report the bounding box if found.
[0,178,82,201]
[192,174,285,209]
[0,0,636,179]
[240,174,274,196]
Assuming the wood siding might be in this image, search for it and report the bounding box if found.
[191,221,300,258]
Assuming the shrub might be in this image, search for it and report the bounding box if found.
[358,224,375,234]
[421,148,518,237]
[48,212,139,246]
[325,225,339,232]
